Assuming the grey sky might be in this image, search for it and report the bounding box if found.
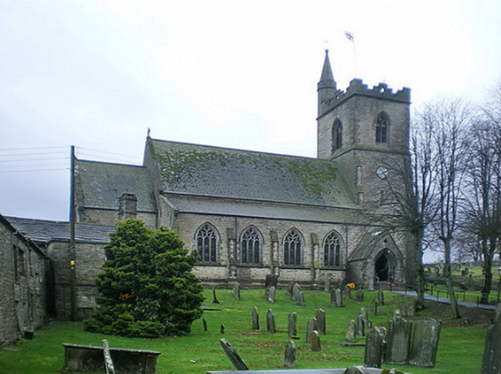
[1,0,500,223]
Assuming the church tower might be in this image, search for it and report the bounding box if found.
[317,50,411,208]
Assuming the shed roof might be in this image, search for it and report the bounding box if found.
[5,216,115,244]
[148,139,356,208]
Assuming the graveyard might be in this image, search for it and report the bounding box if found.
[0,287,493,374]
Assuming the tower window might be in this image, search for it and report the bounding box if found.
[196,223,218,262]
[284,229,302,265]
[376,113,389,144]
[332,119,343,152]
[241,227,261,264]
[323,232,341,267]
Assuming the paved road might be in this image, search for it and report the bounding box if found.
[392,290,497,310]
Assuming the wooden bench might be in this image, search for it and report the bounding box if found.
[62,343,161,374]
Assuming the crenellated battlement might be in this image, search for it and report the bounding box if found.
[319,78,410,117]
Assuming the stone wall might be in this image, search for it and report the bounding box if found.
[0,217,48,346]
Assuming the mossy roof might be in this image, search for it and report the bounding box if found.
[75,160,156,212]
[148,139,356,208]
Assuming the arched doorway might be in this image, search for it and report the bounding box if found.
[375,250,394,282]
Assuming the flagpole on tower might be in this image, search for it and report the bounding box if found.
[345,31,357,77]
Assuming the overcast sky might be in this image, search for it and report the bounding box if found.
[1,1,501,227]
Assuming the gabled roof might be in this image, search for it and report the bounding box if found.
[147,139,356,208]
[5,216,115,244]
[75,160,156,212]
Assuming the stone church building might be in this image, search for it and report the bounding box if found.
[74,51,413,291]
[2,51,414,325]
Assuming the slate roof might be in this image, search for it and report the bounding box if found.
[5,216,115,244]
[165,194,360,223]
[148,139,356,208]
[75,160,156,212]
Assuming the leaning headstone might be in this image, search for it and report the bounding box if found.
[306,318,318,343]
[364,326,387,368]
[315,309,326,334]
[265,286,276,303]
[220,338,249,371]
[408,318,441,367]
[102,339,116,374]
[482,303,501,374]
[251,306,260,330]
[385,315,412,365]
[212,288,220,304]
[356,289,364,302]
[377,290,385,306]
[284,340,296,368]
[220,324,225,334]
[232,282,241,301]
[335,288,345,307]
[344,366,369,374]
[296,291,305,306]
[356,315,365,337]
[202,318,208,331]
[267,309,276,333]
[370,300,378,316]
[346,320,356,342]
[288,312,297,338]
[311,330,321,351]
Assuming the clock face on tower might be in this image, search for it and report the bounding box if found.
[376,166,389,180]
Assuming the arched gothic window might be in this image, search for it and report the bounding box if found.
[284,229,302,265]
[376,113,389,144]
[323,231,341,267]
[332,119,343,152]
[241,227,261,264]
[196,223,218,262]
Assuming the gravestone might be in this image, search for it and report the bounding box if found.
[346,320,356,342]
[306,318,318,343]
[408,318,441,367]
[482,303,501,374]
[251,306,260,330]
[220,324,225,334]
[370,300,378,316]
[267,309,276,333]
[265,286,276,303]
[364,326,387,368]
[344,366,369,374]
[232,282,240,301]
[393,309,401,319]
[385,315,412,365]
[203,318,208,331]
[287,282,294,298]
[102,339,116,374]
[220,338,249,371]
[335,288,345,307]
[377,290,385,306]
[330,289,336,304]
[356,315,365,337]
[324,278,331,292]
[345,285,352,300]
[356,289,364,302]
[296,291,305,306]
[315,309,326,334]
[288,312,297,338]
[284,340,296,368]
[212,288,220,304]
[311,330,321,351]
[359,307,368,322]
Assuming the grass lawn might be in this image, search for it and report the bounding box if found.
[0,288,492,374]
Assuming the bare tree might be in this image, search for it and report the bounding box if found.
[426,98,474,319]
[462,121,501,303]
